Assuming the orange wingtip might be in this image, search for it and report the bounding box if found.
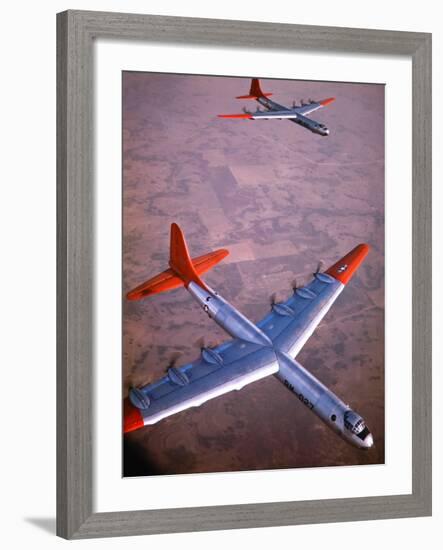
[123,398,144,434]
[217,113,253,119]
[325,243,370,285]
[320,97,336,106]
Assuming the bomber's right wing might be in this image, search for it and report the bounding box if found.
[124,338,279,432]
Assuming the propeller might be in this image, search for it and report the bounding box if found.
[292,100,297,108]
[314,260,324,275]
[301,99,306,106]
[291,277,298,291]
[166,352,190,386]
[242,106,252,114]
[166,351,182,369]
[270,292,278,306]
[194,336,219,357]
[308,98,315,104]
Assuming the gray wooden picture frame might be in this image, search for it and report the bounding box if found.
[56,9,432,539]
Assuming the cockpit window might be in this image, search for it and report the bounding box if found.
[356,426,370,441]
[344,411,366,435]
[352,419,365,434]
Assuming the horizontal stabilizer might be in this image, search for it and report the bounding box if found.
[126,224,229,300]
[126,267,183,300]
[235,93,273,99]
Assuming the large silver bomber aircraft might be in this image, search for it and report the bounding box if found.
[124,223,374,450]
[218,78,335,136]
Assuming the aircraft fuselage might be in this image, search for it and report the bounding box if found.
[256,96,330,136]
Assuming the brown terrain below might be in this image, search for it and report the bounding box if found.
[122,72,385,476]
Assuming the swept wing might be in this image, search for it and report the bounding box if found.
[258,244,369,357]
[124,340,278,432]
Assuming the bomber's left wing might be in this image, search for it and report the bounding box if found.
[124,338,279,432]
[256,244,369,358]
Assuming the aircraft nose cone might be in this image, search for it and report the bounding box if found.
[362,433,374,449]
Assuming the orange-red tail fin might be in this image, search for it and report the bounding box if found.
[169,223,209,290]
[126,224,229,300]
[236,78,273,99]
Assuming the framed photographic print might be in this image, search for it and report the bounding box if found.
[57,10,431,539]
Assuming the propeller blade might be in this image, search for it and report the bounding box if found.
[167,351,182,368]
[194,336,206,351]
[270,292,278,306]
[291,278,298,291]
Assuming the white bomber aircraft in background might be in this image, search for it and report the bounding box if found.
[218,78,335,136]
[124,223,374,450]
